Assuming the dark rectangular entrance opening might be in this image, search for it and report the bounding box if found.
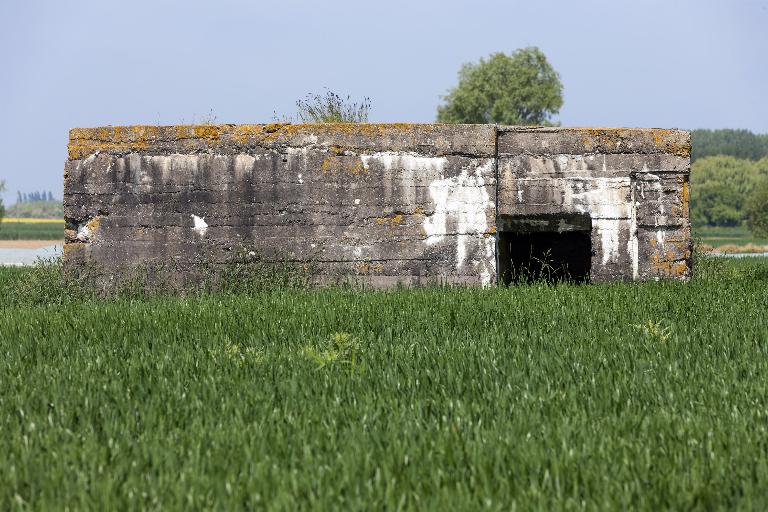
[497,215,592,285]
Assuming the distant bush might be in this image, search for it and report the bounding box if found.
[746,178,768,238]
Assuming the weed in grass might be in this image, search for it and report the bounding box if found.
[302,332,365,373]
[632,320,672,344]
[209,339,265,368]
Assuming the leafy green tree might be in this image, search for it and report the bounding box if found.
[690,156,768,227]
[746,178,768,237]
[437,47,563,125]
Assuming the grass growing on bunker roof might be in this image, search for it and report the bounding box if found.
[0,257,767,509]
[294,88,371,123]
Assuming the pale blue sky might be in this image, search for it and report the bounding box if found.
[0,0,766,205]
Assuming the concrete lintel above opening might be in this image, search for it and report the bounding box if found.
[496,213,592,234]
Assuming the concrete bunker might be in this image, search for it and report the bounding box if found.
[63,123,692,288]
[497,214,592,284]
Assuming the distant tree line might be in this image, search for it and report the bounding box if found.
[16,190,56,203]
[691,129,768,162]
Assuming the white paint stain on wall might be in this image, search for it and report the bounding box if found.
[361,152,448,207]
[643,173,666,218]
[76,223,91,242]
[422,160,495,284]
[234,154,256,176]
[359,153,496,286]
[593,219,621,265]
[360,152,448,174]
[629,180,639,280]
[559,177,632,265]
[300,134,319,146]
[191,214,208,236]
[126,154,151,185]
[286,147,309,158]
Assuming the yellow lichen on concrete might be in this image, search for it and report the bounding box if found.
[66,122,480,159]
[86,216,101,233]
[573,127,691,157]
[579,128,632,152]
[649,250,688,277]
[175,125,195,140]
[62,243,85,258]
[356,262,384,274]
[259,122,425,144]
[232,125,265,145]
[193,125,222,142]
[68,141,120,160]
[320,156,367,175]
[650,128,691,158]
[375,214,404,229]
[669,239,692,260]
[69,125,162,159]
[132,126,159,150]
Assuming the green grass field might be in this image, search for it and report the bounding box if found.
[1,258,767,509]
[693,225,768,249]
[0,219,63,240]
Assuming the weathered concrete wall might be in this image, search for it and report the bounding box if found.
[64,124,498,287]
[497,127,691,281]
[63,123,690,287]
